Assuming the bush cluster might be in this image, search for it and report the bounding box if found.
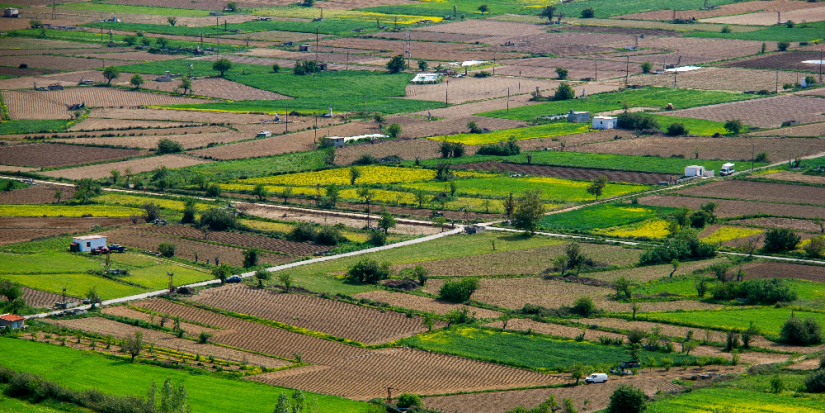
[288,222,347,246]
[438,278,479,303]
[476,137,521,156]
[617,112,659,131]
[345,258,391,284]
[199,208,237,231]
[639,230,717,265]
[780,316,822,345]
[710,278,797,303]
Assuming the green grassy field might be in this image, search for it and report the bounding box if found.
[126,265,211,290]
[638,278,825,306]
[430,122,590,145]
[0,178,28,191]
[648,115,732,136]
[0,120,72,135]
[8,30,240,51]
[61,3,212,16]
[0,338,368,413]
[643,308,825,338]
[646,388,824,413]
[538,203,681,231]
[1,272,148,300]
[359,0,534,19]
[685,26,825,43]
[183,151,327,181]
[479,87,755,121]
[0,392,84,413]
[555,0,741,18]
[413,151,758,174]
[401,326,698,372]
[0,252,101,274]
[86,19,378,36]
[400,176,649,203]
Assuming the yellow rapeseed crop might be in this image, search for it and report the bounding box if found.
[249,7,442,24]
[702,226,763,244]
[599,219,670,239]
[0,204,143,217]
[97,194,213,212]
[242,166,489,186]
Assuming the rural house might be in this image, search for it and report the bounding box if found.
[592,116,617,130]
[0,314,25,330]
[567,110,590,123]
[71,235,107,252]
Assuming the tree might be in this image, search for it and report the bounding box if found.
[157,138,183,154]
[73,178,101,203]
[669,259,681,277]
[212,264,232,285]
[397,394,422,409]
[780,316,822,345]
[466,120,482,133]
[110,169,121,185]
[412,264,428,286]
[503,193,516,221]
[422,312,436,331]
[252,183,269,201]
[742,321,760,349]
[167,16,177,26]
[586,175,607,199]
[158,242,176,258]
[278,273,293,292]
[226,1,238,11]
[438,278,479,302]
[555,67,568,80]
[280,187,293,204]
[569,363,585,384]
[414,189,427,208]
[572,297,596,316]
[326,184,340,207]
[724,119,743,134]
[606,385,645,413]
[512,189,546,233]
[373,113,386,130]
[565,242,586,276]
[179,78,192,95]
[346,258,391,284]
[349,167,361,185]
[614,276,632,300]
[130,74,144,90]
[477,4,489,14]
[122,331,143,362]
[553,255,568,276]
[242,247,261,268]
[805,235,825,258]
[386,123,402,138]
[804,369,825,393]
[386,54,407,74]
[0,279,23,302]
[581,7,595,18]
[777,41,789,51]
[143,202,162,222]
[178,198,196,224]
[640,61,653,73]
[539,5,556,21]
[53,189,62,204]
[291,389,305,413]
[418,59,428,71]
[254,269,270,288]
[103,66,120,85]
[213,57,233,77]
[553,82,575,101]
[378,209,397,234]
[763,228,801,253]
[274,393,291,413]
[666,122,689,136]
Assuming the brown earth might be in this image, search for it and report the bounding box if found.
[0,143,143,167]
[583,258,727,283]
[371,31,491,43]
[719,52,824,72]
[742,261,825,283]
[0,184,75,204]
[40,154,209,180]
[0,38,100,50]
[482,318,626,342]
[0,228,82,245]
[0,287,66,308]
[638,194,825,219]
[319,37,529,61]
[753,171,825,185]
[661,95,825,128]
[139,77,289,101]
[676,180,825,206]
[101,306,217,336]
[0,216,133,228]
[453,161,674,184]
[702,6,825,25]
[615,67,801,92]
[731,216,823,232]
[68,118,204,132]
[10,125,224,140]
[188,284,439,345]
[749,121,825,137]
[562,25,677,37]
[101,228,296,267]
[577,135,825,161]
[414,20,549,37]
[603,37,775,65]
[618,0,822,20]
[0,55,131,71]
[0,70,124,91]
[132,224,329,256]
[353,290,501,318]
[89,108,275,124]
[50,127,258,151]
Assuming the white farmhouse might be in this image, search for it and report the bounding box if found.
[71,235,107,252]
[592,116,617,130]
[684,165,705,177]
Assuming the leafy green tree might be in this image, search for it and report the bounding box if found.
[780,316,822,345]
[272,63,280,73]
[414,189,427,208]
[349,167,361,185]
[242,247,261,268]
[274,393,291,413]
[378,209,397,234]
[538,5,556,21]
[326,184,340,206]
[157,138,183,154]
[586,175,607,199]
[555,67,568,80]
[640,61,653,73]
[397,394,422,409]
[179,78,192,95]
[130,74,144,90]
[0,279,23,302]
[167,16,177,26]
[724,119,743,134]
[572,297,596,316]
[158,242,176,258]
[581,7,595,18]
[278,273,293,292]
[412,264,428,286]
[512,189,546,233]
[477,4,489,14]
[110,169,121,185]
[103,66,120,85]
[438,278,479,302]
[143,202,162,222]
[212,264,233,285]
[182,198,197,224]
[213,57,233,76]
[777,41,789,51]
[386,54,407,73]
[614,276,632,300]
[606,385,645,413]
[254,269,270,288]
[763,228,801,253]
[122,331,143,362]
[73,178,101,203]
[200,208,237,230]
[280,187,293,204]
[252,183,269,201]
[386,123,402,138]
[53,189,62,203]
[291,389,305,413]
[466,120,482,133]
[226,1,238,11]
[417,59,428,71]
[553,82,575,101]
[346,258,391,284]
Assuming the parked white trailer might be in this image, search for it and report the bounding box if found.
[720,163,735,176]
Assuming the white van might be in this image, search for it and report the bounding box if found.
[720,163,735,176]
[585,373,608,384]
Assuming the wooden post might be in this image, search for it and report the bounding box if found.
[445,80,448,107]
[216,17,219,56]
[506,87,510,113]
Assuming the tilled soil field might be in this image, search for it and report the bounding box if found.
[616,67,800,92]
[661,95,825,128]
[749,121,825,137]
[618,0,821,20]
[142,77,289,101]
[470,277,723,313]
[51,129,254,150]
[372,31,491,43]
[68,118,203,132]
[578,135,825,161]
[0,55,129,71]
[188,284,437,344]
[742,261,825,283]
[676,180,825,206]
[0,228,81,245]
[638,194,825,219]
[239,204,441,235]
[702,6,825,25]
[582,258,726,283]
[604,37,773,65]
[0,216,132,228]
[719,52,824,72]
[0,38,100,50]
[482,318,626,342]
[18,125,224,141]
[731,216,822,232]
[394,243,641,277]
[132,224,329,256]
[0,70,119,90]
[352,290,501,318]
[55,317,291,368]
[406,75,579,104]
[414,20,548,37]
[90,108,274,124]
[40,154,209,180]
[452,161,673,184]
[101,306,217,336]
[102,228,296,267]
[0,287,66,308]
[320,37,528,61]
[0,143,142,168]
[752,171,825,185]
[0,184,75,204]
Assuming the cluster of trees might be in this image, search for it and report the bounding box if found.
[506,386,644,413]
[477,136,521,156]
[0,279,27,315]
[288,222,349,246]
[439,140,466,158]
[438,278,479,302]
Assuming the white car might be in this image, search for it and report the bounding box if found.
[585,373,608,384]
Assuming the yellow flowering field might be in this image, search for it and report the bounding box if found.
[702,226,763,244]
[598,219,670,239]
[97,194,213,212]
[249,7,442,24]
[242,166,490,186]
[0,204,143,217]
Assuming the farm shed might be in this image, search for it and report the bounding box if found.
[4,8,18,17]
[71,235,107,252]
[0,314,25,330]
[592,116,617,130]
[299,44,311,52]
[328,134,387,147]
[567,110,590,123]
[684,165,705,177]
[465,225,486,234]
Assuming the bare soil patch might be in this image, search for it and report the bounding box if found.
[0,38,100,50]
[742,261,825,283]
[144,77,289,101]
[0,184,75,204]
[353,290,501,318]
[731,216,823,232]
[90,108,274,124]
[69,118,202,132]
[0,228,80,245]
[619,0,821,20]
[584,258,726,283]
[224,30,319,43]
[40,154,208,180]
[719,52,823,72]
[483,318,626,341]
[0,216,132,228]
[578,135,825,161]
[0,287,66,308]
[749,121,825,137]
[454,161,673,184]
[132,224,329,256]
[320,37,529,61]
[51,128,254,150]
[101,306,218,336]
[498,57,639,80]
[0,70,124,91]
[607,37,773,65]
[334,138,444,165]
[754,171,825,185]
[638,194,825,219]
[101,228,295,267]
[617,67,800,92]
[0,55,127,71]
[661,95,825,128]
[406,75,571,104]
[0,143,142,167]
[372,31,491,43]
[189,284,437,344]
[239,204,441,235]
[702,6,825,25]
[415,20,548,37]
[676,180,825,206]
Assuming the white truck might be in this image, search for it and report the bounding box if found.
[585,373,609,383]
[720,163,735,176]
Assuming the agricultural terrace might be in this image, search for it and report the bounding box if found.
[642,308,825,340]
[0,204,144,218]
[538,203,682,232]
[242,165,490,186]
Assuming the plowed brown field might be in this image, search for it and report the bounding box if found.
[0,184,75,204]
[742,261,825,283]
[353,290,501,318]
[68,118,204,132]
[482,318,625,342]
[731,217,822,232]
[0,55,128,71]
[90,108,274,124]
[0,228,83,245]
[101,306,217,335]
[618,67,800,92]
[578,136,825,161]
[661,95,825,128]
[618,0,821,20]
[40,154,208,180]
[750,122,825,137]
[453,161,672,184]
[676,180,825,206]
[143,77,289,101]
[188,284,436,344]
[0,288,65,308]
[0,143,143,167]
[638,195,825,219]
[719,52,822,72]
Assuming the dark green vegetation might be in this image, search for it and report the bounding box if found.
[0,120,72,135]
[555,0,741,18]
[538,203,679,231]
[86,18,379,36]
[361,0,535,19]
[643,308,825,339]
[182,151,327,181]
[8,29,239,51]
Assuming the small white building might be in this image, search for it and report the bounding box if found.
[684,165,705,177]
[592,116,617,130]
[411,73,440,83]
[72,235,107,252]
[567,110,590,123]
[257,131,272,137]
[328,133,387,147]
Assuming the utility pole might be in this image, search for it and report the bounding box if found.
[363,95,366,114]
[625,56,629,87]
[285,102,288,133]
[314,115,318,143]
[445,80,448,107]
[518,70,521,93]
[775,69,779,93]
[346,51,349,70]
[52,0,55,20]
[315,26,319,65]
[493,47,497,75]
[216,17,219,56]
[595,59,598,81]
[820,48,823,83]
[506,87,510,113]
[751,144,754,172]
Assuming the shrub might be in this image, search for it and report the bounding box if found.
[438,278,479,302]
[555,67,568,79]
[205,183,222,197]
[805,75,817,85]
[242,247,261,268]
[346,258,391,284]
[157,138,183,154]
[142,203,162,222]
[571,297,596,316]
[581,7,595,18]
[770,375,785,393]
[666,122,689,136]
[553,82,575,101]
[158,242,176,258]
[639,229,717,265]
[198,331,213,344]
[724,119,743,134]
[199,208,237,231]
[477,137,520,156]
[780,316,822,345]
[368,230,387,246]
[804,235,825,258]
[762,228,800,253]
[721,25,732,33]
[386,54,407,74]
[316,225,346,246]
[212,57,232,76]
[293,60,319,75]
[617,112,659,131]
[640,61,653,73]
[804,369,825,393]
[777,41,790,51]
[473,71,492,78]
[627,329,647,344]
[754,151,769,162]
[711,278,797,303]
[606,385,645,413]
[397,394,422,408]
[289,222,318,242]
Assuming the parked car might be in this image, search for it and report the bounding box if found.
[226,275,242,283]
[107,244,127,253]
[585,373,608,384]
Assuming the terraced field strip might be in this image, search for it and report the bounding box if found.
[101,306,217,336]
[187,285,435,345]
[0,143,144,168]
[353,290,502,318]
[639,195,825,219]
[676,180,825,206]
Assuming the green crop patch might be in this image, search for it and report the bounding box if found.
[9,29,239,51]
[183,151,327,181]
[646,388,824,413]
[648,115,733,136]
[539,203,681,231]
[360,0,537,19]
[643,308,825,338]
[479,87,755,121]
[61,3,212,17]
[555,0,741,18]
[0,272,148,299]
[429,122,589,145]
[401,326,699,372]
[0,119,71,135]
[684,26,825,43]
[85,18,378,36]
[0,338,368,413]
[0,251,101,274]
